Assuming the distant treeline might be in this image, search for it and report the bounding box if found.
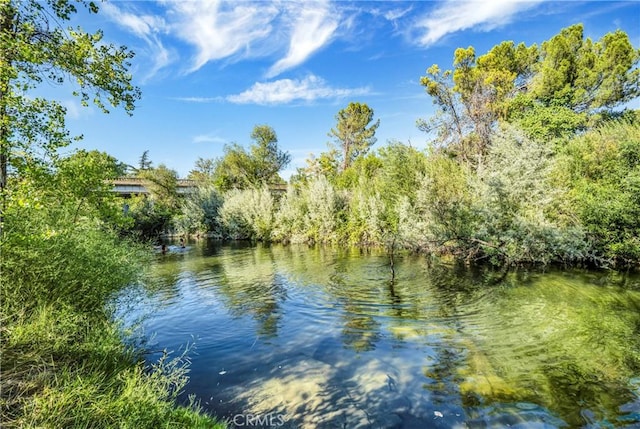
[129,24,639,269]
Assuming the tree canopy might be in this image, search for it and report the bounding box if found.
[0,0,140,195]
[329,102,380,171]
[419,24,639,160]
[211,124,291,192]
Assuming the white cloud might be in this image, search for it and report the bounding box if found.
[103,1,347,77]
[226,75,369,105]
[414,0,546,46]
[266,2,339,78]
[192,133,227,144]
[101,2,166,37]
[384,5,414,22]
[101,3,171,80]
[167,1,279,72]
[172,96,223,103]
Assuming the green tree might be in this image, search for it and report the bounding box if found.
[530,24,639,112]
[117,164,181,238]
[212,124,290,191]
[249,124,291,183]
[558,119,640,267]
[329,102,380,171]
[138,150,153,171]
[297,149,340,184]
[0,0,140,194]
[419,43,537,161]
[512,24,639,140]
[419,24,639,150]
[188,157,216,184]
[56,149,128,225]
[140,164,180,211]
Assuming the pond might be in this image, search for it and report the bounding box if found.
[116,241,640,428]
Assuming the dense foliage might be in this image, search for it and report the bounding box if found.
[180,25,638,269]
[0,1,224,427]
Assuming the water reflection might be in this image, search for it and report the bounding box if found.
[121,241,640,428]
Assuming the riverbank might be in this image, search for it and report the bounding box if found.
[0,221,226,428]
[1,305,226,428]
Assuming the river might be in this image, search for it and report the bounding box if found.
[115,241,640,428]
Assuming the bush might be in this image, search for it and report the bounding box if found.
[470,125,587,265]
[559,120,640,267]
[219,186,275,240]
[1,159,224,428]
[272,176,345,244]
[175,185,223,237]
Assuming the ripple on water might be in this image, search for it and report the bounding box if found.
[121,243,640,428]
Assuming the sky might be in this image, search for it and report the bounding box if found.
[58,0,640,179]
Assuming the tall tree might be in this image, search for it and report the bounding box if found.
[530,24,639,112]
[138,150,153,171]
[419,24,639,153]
[139,164,180,211]
[249,124,291,183]
[0,0,140,202]
[212,124,290,191]
[188,157,216,184]
[329,102,380,171]
[420,42,538,160]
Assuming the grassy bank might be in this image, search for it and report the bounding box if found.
[0,206,226,428]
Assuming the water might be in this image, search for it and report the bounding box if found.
[116,241,640,428]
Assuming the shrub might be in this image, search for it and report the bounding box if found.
[559,120,640,267]
[219,186,274,240]
[175,185,223,236]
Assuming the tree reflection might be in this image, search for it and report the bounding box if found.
[144,242,640,427]
[198,244,287,338]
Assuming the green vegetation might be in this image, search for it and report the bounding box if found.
[180,24,638,270]
[0,1,224,427]
[1,153,224,428]
[328,101,380,171]
[203,124,291,192]
[1,7,636,425]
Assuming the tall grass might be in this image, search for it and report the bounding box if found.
[1,177,225,428]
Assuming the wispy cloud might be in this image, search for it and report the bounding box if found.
[172,96,223,103]
[101,2,172,81]
[414,0,546,46]
[101,2,166,38]
[102,1,349,78]
[226,75,370,105]
[192,133,227,144]
[167,1,278,72]
[267,2,339,78]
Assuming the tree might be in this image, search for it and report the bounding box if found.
[558,118,640,267]
[139,164,180,211]
[0,0,140,221]
[530,24,639,112]
[249,124,291,184]
[212,124,290,191]
[329,102,380,171]
[419,24,639,152]
[56,149,127,224]
[138,150,153,171]
[188,157,216,184]
[420,42,538,161]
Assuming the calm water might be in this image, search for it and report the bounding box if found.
[116,241,640,428]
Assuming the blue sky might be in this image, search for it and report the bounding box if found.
[61,0,640,178]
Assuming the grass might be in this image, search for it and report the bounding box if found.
[0,211,227,428]
[1,302,226,429]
